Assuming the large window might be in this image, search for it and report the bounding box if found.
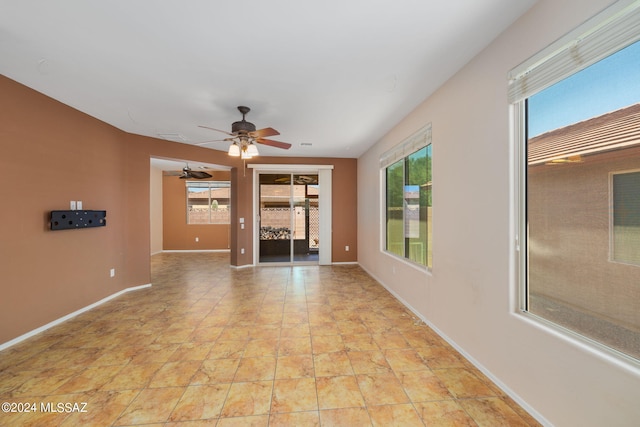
[510,2,640,361]
[186,181,231,224]
[382,126,432,268]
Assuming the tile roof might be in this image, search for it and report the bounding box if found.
[528,103,640,165]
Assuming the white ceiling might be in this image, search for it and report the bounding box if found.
[150,157,229,173]
[1,0,536,159]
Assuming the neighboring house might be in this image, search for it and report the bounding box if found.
[527,103,640,335]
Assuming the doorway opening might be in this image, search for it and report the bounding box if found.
[258,173,319,263]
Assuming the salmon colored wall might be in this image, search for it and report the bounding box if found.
[0,74,357,344]
[123,135,358,267]
[162,172,231,250]
[0,75,131,343]
[229,167,252,266]
[239,157,358,264]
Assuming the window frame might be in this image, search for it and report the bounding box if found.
[511,0,640,363]
[380,125,432,269]
[185,180,231,225]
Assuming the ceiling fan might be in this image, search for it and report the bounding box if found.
[197,106,292,157]
[165,164,213,179]
[274,175,318,185]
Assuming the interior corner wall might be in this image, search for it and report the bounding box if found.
[356,0,640,425]
[0,75,134,344]
[0,74,241,344]
[0,72,359,344]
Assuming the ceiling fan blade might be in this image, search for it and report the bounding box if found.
[188,171,213,179]
[249,127,280,138]
[198,125,234,136]
[255,138,292,149]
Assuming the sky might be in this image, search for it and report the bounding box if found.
[527,40,640,137]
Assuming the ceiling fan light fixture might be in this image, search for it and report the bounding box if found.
[202,106,292,157]
[228,142,240,157]
[246,142,259,157]
[240,148,252,160]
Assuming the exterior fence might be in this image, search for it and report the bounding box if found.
[187,207,319,250]
[188,208,230,224]
[260,207,319,248]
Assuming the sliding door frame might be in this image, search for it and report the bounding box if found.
[249,164,333,265]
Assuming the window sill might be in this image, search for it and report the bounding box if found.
[382,249,432,274]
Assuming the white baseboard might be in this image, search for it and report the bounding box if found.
[0,283,152,352]
[358,263,551,427]
[231,263,255,269]
[161,249,230,253]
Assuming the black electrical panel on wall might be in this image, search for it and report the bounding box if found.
[50,210,106,230]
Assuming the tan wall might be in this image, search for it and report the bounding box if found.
[528,146,640,330]
[162,172,231,250]
[356,0,640,425]
[0,74,357,344]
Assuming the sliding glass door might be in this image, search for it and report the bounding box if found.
[258,173,319,263]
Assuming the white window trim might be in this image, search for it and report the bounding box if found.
[380,125,432,169]
[248,164,334,171]
[508,0,640,103]
[185,180,231,225]
[510,0,640,364]
[380,124,432,270]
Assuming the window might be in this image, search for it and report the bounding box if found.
[382,126,432,268]
[510,2,640,360]
[186,181,231,224]
[612,170,640,266]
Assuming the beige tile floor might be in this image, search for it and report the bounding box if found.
[0,252,542,426]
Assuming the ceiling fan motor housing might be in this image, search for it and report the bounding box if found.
[232,106,256,134]
[231,119,256,134]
